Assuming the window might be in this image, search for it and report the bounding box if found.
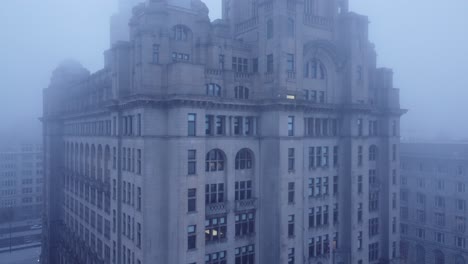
[205,183,225,204]
[369,191,379,211]
[187,114,196,136]
[308,208,315,228]
[456,237,466,249]
[369,218,379,237]
[235,181,252,201]
[288,182,295,204]
[333,176,338,195]
[288,215,295,237]
[205,149,225,172]
[267,19,273,39]
[357,203,363,222]
[333,146,339,167]
[232,57,248,72]
[235,212,255,237]
[137,187,141,211]
[235,86,250,99]
[188,150,196,175]
[187,225,196,250]
[456,216,466,232]
[287,18,295,37]
[369,145,377,161]
[215,116,225,135]
[435,196,445,208]
[152,44,159,63]
[206,83,222,97]
[309,147,315,168]
[205,115,214,135]
[357,146,363,166]
[235,149,253,170]
[137,149,142,174]
[357,118,363,136]
[288,248,295,264]
[172,52,190,62]
[435,212,445,226]
[205,216,227,242]
[435,232,445,244]
[369,242,379,262]
[173,25,189,41]
[267,54,274,73]
[392,144,397,161]
[457,199,466,211]
[288,116,295,136]
[287,54,295,72]
[235,245,254,264]
[219,54,225,69]
[304,59,326,79]
[357,175,363,194]
[288,148,295,171]
[188,189,196,212]
[205,251,226,264]
[252,58,258,73]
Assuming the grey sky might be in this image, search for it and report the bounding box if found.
[0,0,467,146]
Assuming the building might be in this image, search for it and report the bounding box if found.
[0,144,43,222]
[41,0,404,263]
[400,143,468,264]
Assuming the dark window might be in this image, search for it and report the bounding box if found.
[235,86,250,99]
[206,83,222,97]
[288,116,295,136]
[205,149,225,172]
[235,149,253,170]
[235,181,252,201]
[205,115,214,135]
[235,212,255,237]
[288,215,295,237]
[288,148,295,171]
[188,189,196,212]
[234,116,242,135]
[173,25,189,41]
[205,183,225,204]
[267,54,274,73]
[187,114,196,136]
[206,251,227,264]
[216,116,225,135]
[287,54,295,72]
[188,150,196,175]
[252,58,259,73]
[187,225,196,250]
[267,19,273,39]
[287,18,295,37]
[152,44,159,63]
[288,182,295,203]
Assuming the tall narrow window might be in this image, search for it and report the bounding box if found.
[187,225,196,250]
[288,215,295,237]
[188,189,196,212]
[187,113,196,136]
[267,19,273,39]
[137,149,141,175]
[288,182,295,203]
[287,18,295,37]
[288,148,295,171]
[188,150,196,175]
[287,54,295,72]
[267,54,274,73]
[252,58,259,73]
[152,44,159,63]
[288,116,295,136]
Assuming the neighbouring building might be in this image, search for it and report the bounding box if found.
[0,144,43,222]
[400,142,468,264]
[41,0,404,263]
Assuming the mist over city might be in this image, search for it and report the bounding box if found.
[0,0,467,264]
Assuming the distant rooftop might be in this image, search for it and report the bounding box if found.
[401,141,468,159]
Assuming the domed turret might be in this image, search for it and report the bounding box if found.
[49,59,90,88]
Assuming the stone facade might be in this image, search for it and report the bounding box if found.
[0,144,43,222]
[41,0,404,263]
[400,143,468,264]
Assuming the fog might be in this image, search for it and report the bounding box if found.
[1,0,467,147]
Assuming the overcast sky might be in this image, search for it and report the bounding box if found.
[1,0,467,147]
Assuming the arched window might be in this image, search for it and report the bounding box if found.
[287,18,295,37]
[415,245,425,264]
[267,19,273,39]
[304,59,326,79]
[235,86,249,99]
[206,149,225,172]
[172,25,190,41]
[235,149,253,170]
[206,83,222,97]
[434,250,445,264]
[369,145,378,161]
